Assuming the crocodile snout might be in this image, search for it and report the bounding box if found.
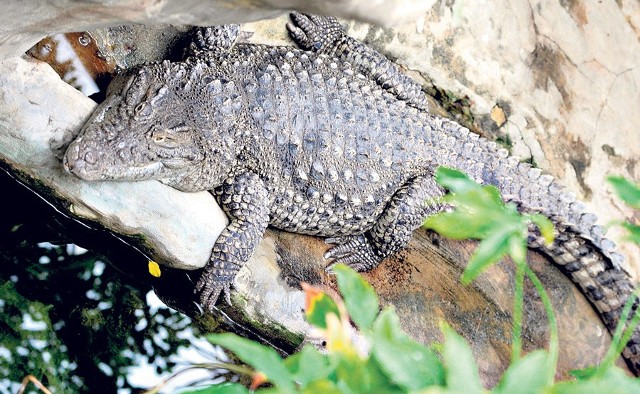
[63,138,104,181]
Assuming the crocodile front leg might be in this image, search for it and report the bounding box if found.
[185,24,242,59]
[287,12,429,111]
[196,172,269,311]
[325,175,444,271]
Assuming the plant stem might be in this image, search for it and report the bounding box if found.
[525,265,558,385]
[511,257,525,362]
[142,362,255,394]
[595,289,640,378]
[617,292,640,356]
[18,375,52,394]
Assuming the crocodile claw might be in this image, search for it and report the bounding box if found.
[324,235,383,272]
[195,274,232,312]
[287,12,344,53]
[188,24,242,57]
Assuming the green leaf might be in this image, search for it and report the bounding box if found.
[334,351,405,394]
[304,286,341,329]
[435,167,481,194]
[206,333,294,392]
[333,264,379,330]
[301,380,343,394]
[423,210,490,240]
[608,176,640,209]
[526,213,555,245]
[452,185,504,215]
[180,383,250,394]
[552,365,640,394]
[508,237,528,266]
[371,309,445,390]
[284,345,332,387]
[425,169,516,243]
[461,224,518,284]
[569,366,598,380]
[442,325,483,394]
[493,350,550,394]
[621,222,640,245]
[333,352,372,394]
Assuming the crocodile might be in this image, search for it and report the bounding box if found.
[63,13,639,372]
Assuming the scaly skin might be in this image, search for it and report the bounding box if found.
[63,13,639,373]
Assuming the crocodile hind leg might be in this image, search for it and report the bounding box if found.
[325,175,444,271]
[196,172,270,311]
[287,12,430,111]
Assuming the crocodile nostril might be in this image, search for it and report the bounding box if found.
[104,125,118,141]
[84,152,97,164]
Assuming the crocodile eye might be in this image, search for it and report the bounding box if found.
[134,102,152,117]
[152,131,182,148]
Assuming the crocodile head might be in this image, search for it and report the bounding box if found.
[64,62,236,191]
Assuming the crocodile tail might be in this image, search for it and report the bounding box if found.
[431,116,640,373]
[498,159,639,374]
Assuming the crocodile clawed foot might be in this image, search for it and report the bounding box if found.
[195,274,232,312]
[287,12,344,53]
[189,24,241,56]
[324,235,382,272]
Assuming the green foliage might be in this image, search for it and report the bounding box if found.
[179,273,640,394]
[492,350,550,394]
[424,167,557,364]
[0,171,200,393]
[333,264,379,331]
[621,222,640,245]
[608,176,640,244]
[174,169,640,393]
[183,382,250,394]
[284,346,332,387]
[371,309,444,389]
[0,241,192,393]
[206,333,295,392]
[608,176,640,209]
[440,325,483,394]
[551,367,640,393]
[180,266,441,394]
[302,284,341,330]
[0,281,74,393]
